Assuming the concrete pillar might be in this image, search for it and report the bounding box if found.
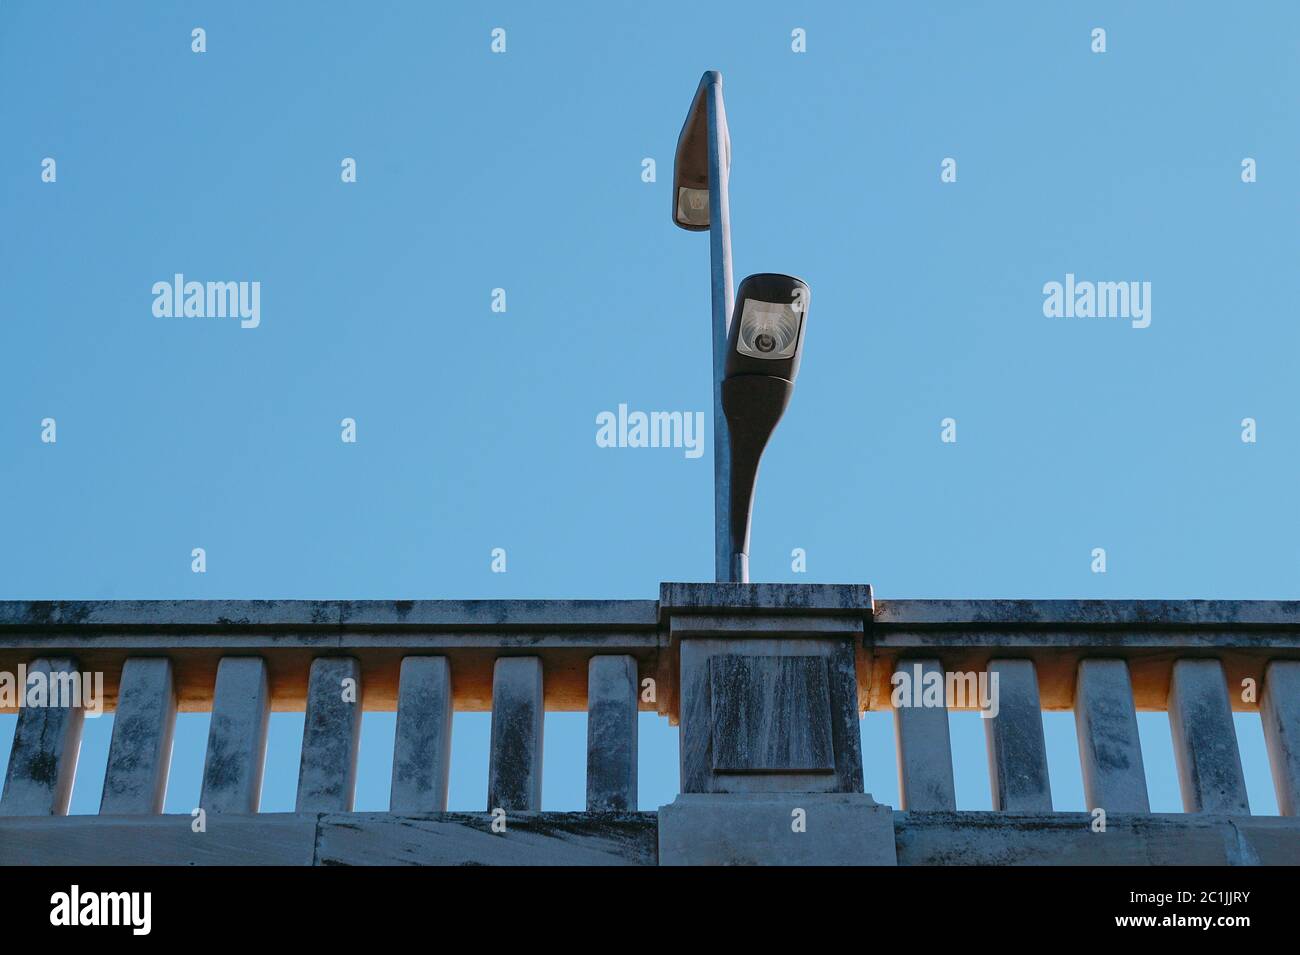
[0,658,86,816]
[983,659,1052,811]
[1168,659,1249,814]
[1074,659,1149,812]
[678,637,863,795]
[100,658,177,814]
[296,657,363,812]
[488,657,543,812]
[390,656,453,813]
[586,655,638,812]
[1260,660,1300,816]
[891,659,956,810]
[200,657,271,814]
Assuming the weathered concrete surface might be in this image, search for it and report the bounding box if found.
[0,814,318,865]
[0,812,657,866]
[984,660,1052,811]
[488,657,544,811]
[670,614,866,637]
[4,592,1297,716]
[200,657,271,813]
[895,811,1300,865]
[892,659,956,810]
[316,812,656,865]
[12,593,1296,631]
[679,636,863,794]
[1168,659,1249,814]
[0,600,660,716]
[0,598,659,629]
[5,587,1300,867]
[1261,660,1300,816]
[586,655,638,812]
[710,655,834,772]
[3,809,1299,865]
[660,582,873,616]
[297,657,363,812]
[870,598,1300,715]
[100,657,176,814]
[0,658,86,816]
[1074,659,1148,812]
[659,793,896,865]
[873,599,1300,627]
[390,656,453,813]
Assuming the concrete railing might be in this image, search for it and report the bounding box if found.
[1,585,1298,865]
[871,598,1300,817]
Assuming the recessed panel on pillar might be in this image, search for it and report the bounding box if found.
[710,655,834,774]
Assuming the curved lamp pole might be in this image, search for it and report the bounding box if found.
[673,72,810,583]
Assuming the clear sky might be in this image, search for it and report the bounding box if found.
[1,2,1295,816]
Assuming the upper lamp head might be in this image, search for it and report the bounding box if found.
[724,273,810,382]
[671,71,729,231]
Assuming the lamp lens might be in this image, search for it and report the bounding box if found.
[676,187,709,227]
[737,299,800,360]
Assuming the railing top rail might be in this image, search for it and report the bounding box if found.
[874,599,1300,629]
[4,592,1299,632]
[0,599,662,632]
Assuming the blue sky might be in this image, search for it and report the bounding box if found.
[1,2,1295,815]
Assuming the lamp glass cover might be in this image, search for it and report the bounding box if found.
[676,187,710,227]
[736,298,801,359]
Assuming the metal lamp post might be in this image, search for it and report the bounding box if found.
[673,72,810,583]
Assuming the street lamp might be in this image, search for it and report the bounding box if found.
[722,274,809,584]
[673,71,809,583]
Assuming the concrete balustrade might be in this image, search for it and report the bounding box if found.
[984,659,1052,812]
[2,591,1300,865]
[390,656,454,813]
[487,657,544,812]
[297,657,363,812]
[1260,660,1300,816]
[100,657,176,814]
[200,657,271,814]
[892,659,956,811]
[0,658,85,816]
[1168,659,1249,814]
[586,655,639,811]
[1074,659,1149,812]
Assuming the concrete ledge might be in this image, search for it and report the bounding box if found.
[3,810,1299,865]
[0,812,658,866]
[7,595,1289,631]
[894,811,1300,865]
[7,595,1294,632]
[0,599,661,631]
[317,812,656,865]
[874,599,1300,629]
[0,814,318,866]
